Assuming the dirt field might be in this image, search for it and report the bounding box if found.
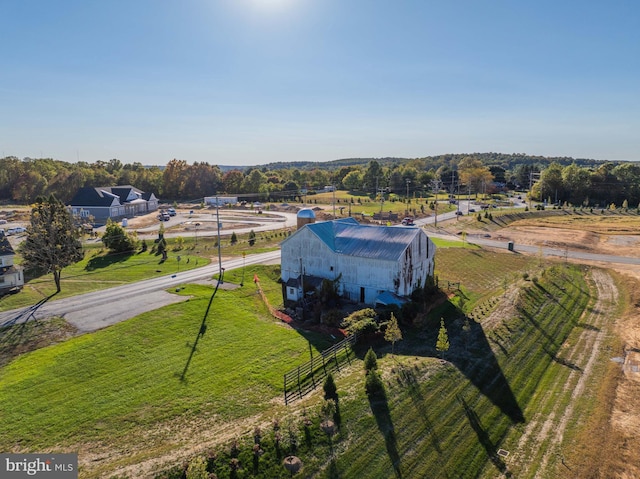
[456,215,640,478]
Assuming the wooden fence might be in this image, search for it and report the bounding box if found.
[284,334,357,405]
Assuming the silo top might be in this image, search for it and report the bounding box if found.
[297,208,316,219]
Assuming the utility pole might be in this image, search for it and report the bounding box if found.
[332,179,336,218]
[431,178,441,228]
[405,179,411,216]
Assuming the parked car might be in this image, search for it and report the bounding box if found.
[455,211,463,215]
[167,208,176,216]
[401,217,415,226]
[0,219,7,224]
[158,212,170,221]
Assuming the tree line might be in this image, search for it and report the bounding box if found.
[1,154,637,207]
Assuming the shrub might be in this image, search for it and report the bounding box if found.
[186,456,208,479]
[342,308,378,336]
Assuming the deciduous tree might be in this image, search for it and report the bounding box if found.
[20,195,83,293]
[436,318,450,359]
[384,313,403,354]
[101,219,138,253]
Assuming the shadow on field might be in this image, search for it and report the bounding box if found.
[0,293,56,328]
[393,300,525,424]
[395,363,443,454]
[458,395,513,478]
[84,251,134,271]
[442,315,525,424]
[367,383,402,478]
[178,273,224,382]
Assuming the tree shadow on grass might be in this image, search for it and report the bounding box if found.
[394,363,442,454]
[458,395,514,478]
[367,386,402,478]
[84,251,134,271]
[0,293,56,328]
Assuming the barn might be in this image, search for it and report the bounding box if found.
[280,213,435,307]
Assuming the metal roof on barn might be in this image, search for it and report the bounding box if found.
[305,218,422,262]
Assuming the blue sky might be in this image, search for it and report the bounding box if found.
[2,0,639,165]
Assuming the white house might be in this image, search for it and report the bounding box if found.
[280,217,435,306]
[0,235,24,295]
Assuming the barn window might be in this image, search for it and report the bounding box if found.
[330,266,334,271]
[288,287,295,295]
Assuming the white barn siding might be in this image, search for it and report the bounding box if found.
[281,220,436,306]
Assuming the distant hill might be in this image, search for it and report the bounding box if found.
[220,152,607,172]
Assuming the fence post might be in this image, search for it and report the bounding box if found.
[284,374,287,405]
[297,366,302,399]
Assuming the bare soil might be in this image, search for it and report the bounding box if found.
[467,218,640,478]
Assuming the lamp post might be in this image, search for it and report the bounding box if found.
[194,222,201,245]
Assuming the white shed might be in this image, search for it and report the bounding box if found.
[280,218,435,306]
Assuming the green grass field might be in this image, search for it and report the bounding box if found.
[0,243,606,478]
[0,265,336,452]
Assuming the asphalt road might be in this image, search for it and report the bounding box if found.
[0,250,281,331]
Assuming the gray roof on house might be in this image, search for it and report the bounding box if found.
[69,185,154,207]
[0,236,15,257]
[69,187,121,207]
[303,218,424,262]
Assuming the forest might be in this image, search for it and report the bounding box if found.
[1,153,639,207]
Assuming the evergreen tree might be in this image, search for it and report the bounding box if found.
[20,195,83,293]
[323,373,338,401]
[364,347,378,372]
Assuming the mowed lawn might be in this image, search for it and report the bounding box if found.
[0,270,330,451]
